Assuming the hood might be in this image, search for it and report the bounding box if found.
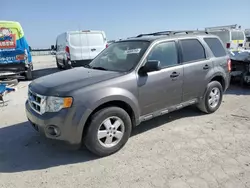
[29,67,123,96]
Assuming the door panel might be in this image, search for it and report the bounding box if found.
[88,33,106,59]
[182,60,213,101]
[138,65,184,116]
[69,33,90,61]
[137,41,183,116]
[179,38,214,101]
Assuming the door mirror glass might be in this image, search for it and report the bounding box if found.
[29,46,32,52]
[51,45,55,50]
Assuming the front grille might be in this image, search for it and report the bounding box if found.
[28,89,46,114]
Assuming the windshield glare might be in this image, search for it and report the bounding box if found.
[89,41,149,72]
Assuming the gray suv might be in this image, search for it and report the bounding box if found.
[25,31,231,156]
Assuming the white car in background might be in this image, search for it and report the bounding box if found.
[53,30,108,69]
[205,24,246,52]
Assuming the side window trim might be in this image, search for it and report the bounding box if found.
[147,40,180,70]
[179,38,207,64]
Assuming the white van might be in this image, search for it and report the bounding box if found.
[53,30,108,69]
[245,29,250,49]
[205,25,246,52]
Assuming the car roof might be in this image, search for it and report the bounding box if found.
[120,32,218,43]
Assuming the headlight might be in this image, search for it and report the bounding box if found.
[46,96,73,112]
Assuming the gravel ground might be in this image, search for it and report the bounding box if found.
[0,56,250,188]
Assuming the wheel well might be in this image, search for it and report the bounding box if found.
[211,76,226,91]
[82,101,136,138]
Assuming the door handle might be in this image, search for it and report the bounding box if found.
[170,72,180,78]
[203,64,210,70]
[91,48,96,51]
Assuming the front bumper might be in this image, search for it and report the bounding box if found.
[25,100,91,146]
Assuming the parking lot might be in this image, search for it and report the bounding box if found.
[0,56,250,188]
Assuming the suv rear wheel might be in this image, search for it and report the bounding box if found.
[197,81,223,114]
[84,107,132,157]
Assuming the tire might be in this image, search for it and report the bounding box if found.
[197,81,223,114]
[64,60,72,70]
[25,66,33,80]
[56,59,62,69]
[84,107,132,157]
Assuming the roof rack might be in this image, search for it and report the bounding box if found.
[205,24,238,31]
[135,30,208,38]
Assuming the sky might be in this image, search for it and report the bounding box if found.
[2,0,250,48]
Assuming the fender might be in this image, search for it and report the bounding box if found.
[74,86,140,128]
[88,87,140,120]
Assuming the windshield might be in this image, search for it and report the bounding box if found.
[231,31,245,40]
[88,41,150,72]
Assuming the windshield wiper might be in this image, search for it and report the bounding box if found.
[83,64,92,68]
[91,66,108,71]
[83,64,108,71]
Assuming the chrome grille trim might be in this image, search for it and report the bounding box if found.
[28,89,46,115]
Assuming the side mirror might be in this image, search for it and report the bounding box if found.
[140,60,161,73]
[29,46,32,52]
[51,45,55,50]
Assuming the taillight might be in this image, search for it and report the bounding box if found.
[16,54,25,60]
[106,44,108,48]
[227,59,231,72]
[65,46,70,59]
[65,46,70,53]
[226,43,230,49]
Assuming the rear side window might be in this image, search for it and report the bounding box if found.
[88,33,104,46]
[180,39,206,63]
[148,41,178,68]
[204,38,227,57]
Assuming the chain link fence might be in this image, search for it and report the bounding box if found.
[31,50,52,56]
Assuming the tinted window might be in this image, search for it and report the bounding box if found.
[180,39,206,63]
[148,41,178,68]
[204,38,227,57]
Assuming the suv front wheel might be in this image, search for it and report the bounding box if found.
[84,107,132,157]
[197,81,223,114]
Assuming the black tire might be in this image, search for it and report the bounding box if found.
[84,107,132,157]
[64,60,72,69]
[56,59,62,69]
[197,81,223,114]
[25,66,33,80]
